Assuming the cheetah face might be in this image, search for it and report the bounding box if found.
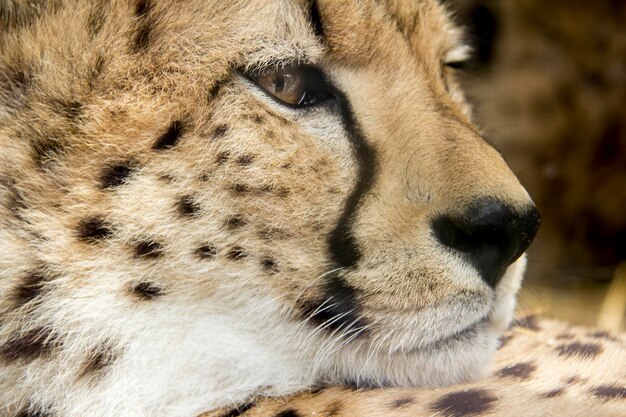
[0,0,539,412]
[211,0,540,387]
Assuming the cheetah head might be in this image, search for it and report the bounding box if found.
[0,0,539,413]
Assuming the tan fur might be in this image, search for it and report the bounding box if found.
[0,1,621,416]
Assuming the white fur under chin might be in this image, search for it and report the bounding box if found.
[45,257,526,416]
[47,296,321,417]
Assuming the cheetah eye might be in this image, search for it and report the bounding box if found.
[250,65,336,108]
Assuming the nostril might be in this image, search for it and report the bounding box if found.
[433,199,540,288]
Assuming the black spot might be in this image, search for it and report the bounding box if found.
[132,0,153,52]
[511,315,540,331]
[130,281,163,300]
[230,184,249,195]
[390,397,413,408]
[430,389,497,417]
[590,384,626,400]
[587,330,619,342]
[226,247,247,260]
[177,195,200,217]
[275,410,301,417]
[133,240,163,258]
[309,0,325,39]
[541,388,565,398]
[565,375,583,385]
[16,405,53,417]
[252,115,264,124]
[1,327,58,363]
[79,345,116,379]
[225,215,246,229]
[207,81,223,100]
[261,258,279,273]
[496,362,536,380]
[31,137,64,168]
[13,271,47,305]
[196,245,217,259]
[216,151,230,165]
[212,124,228,139]
[76,216,112,242]
[134,0,150,17]
[217,402,256,417]
[556,342,603,359]
[236,155,254,166]
[49,98,84,121]
[100,161,136,189]
[153,120,185,150]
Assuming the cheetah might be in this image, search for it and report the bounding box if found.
[0,1,623,417]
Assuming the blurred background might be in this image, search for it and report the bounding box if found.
[449,0,626,331]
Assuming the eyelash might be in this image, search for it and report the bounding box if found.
[244,64,338,109]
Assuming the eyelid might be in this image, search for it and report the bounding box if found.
[242,58,312,79]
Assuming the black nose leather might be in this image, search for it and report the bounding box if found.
[433,199,540,288]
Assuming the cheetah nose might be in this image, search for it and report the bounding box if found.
[433,198,541,288]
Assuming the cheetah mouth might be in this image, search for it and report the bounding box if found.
[416,316,490,352]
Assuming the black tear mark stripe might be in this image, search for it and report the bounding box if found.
[327,78,377,268]
[305,67,377,335]
[301,276,367,335]
[309,0,325,40]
